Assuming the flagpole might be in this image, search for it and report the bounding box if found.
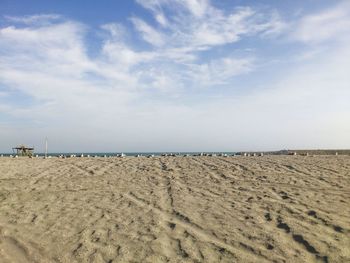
[45,137,48,158]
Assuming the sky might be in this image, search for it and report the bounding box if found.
[0,0,350,153]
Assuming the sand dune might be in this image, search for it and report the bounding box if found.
[0,156,349,262]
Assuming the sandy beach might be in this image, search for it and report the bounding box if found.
[0,156,349,263]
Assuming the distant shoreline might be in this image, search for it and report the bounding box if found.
[1,149,349,157]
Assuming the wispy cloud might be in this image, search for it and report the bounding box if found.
[187,56,254,86]
[130,17,166,46]
[133,1,285,52]
[135,0,169,27]
[4,14,62,25]
[290,1,350,44]
[100,23,126,40]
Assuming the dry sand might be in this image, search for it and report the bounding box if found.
[0,156,349,263]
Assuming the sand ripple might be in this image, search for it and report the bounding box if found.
[0,156,349,262]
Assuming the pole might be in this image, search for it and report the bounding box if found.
[45,137,48,158]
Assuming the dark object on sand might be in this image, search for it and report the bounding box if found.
[12,145,34,157]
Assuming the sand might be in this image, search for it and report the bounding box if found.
[0,155,349,263]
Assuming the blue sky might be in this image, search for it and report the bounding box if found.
[0,0,349,152]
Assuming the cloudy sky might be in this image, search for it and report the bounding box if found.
[0,0,349,153]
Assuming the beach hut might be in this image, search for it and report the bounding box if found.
[12,145,34,157]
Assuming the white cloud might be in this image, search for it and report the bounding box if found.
[133,1,285,51]
[126,0,287,68]
[290,2,350,44]
[100,23,126,40]
[187,56,254,86]
[135,0,169,27]
[257,11,287,37]
[178,0,210,17]
[130,17,166,46]
[4,14,62,25]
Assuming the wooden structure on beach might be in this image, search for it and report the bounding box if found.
[12,145,34,157]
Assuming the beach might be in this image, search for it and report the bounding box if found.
[0,155,349,263]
